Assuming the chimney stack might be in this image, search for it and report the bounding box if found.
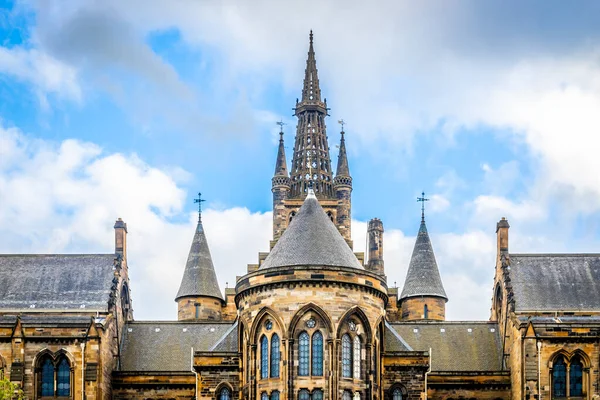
[496,217,510,257]
[114,218,128,259]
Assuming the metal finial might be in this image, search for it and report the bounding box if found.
[417,191,429,223]
[194,192,206,222]
[309,30,313,45]
[276,119,285,137]
[338,119,345,134]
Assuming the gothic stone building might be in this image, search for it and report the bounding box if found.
[0,32,599,400]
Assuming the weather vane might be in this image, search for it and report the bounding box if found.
[338,119,345,132]
[194,192,206,222]
[417,191,429,222]
[276,119,285,135]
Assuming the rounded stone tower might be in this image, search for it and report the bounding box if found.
[235,190,388,400]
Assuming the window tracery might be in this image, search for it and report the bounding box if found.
[312,331,323,376]
[218,387,231,400]
[271,333,280,378]
[299,331,310,376]
[260,335,269,379]
[353,335,361,378]
[37,352,72,398]
[342,333,352,378]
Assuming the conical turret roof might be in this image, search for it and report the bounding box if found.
[260,190,362,270]
[175,218,223,301]
[335,131,350,177]
[400,219,447,301]
[274,131,289,177]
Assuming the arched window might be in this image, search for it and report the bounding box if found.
[553,356,567,397]
[392,387,403,400]
[313,389,323,400]
[261,392,268,400]
[570,356,583,397]
[342,391,352,400]
[40,357,55,397]
[260,335,269,379]
[38,354,71,398]
[353,336,361,378]
[424,304,429,319]
[299,331,310,376]
[342,334,352,378]
[219,387,231,400]
[312,331,323,376]
[271,391,280,400]
[56,358,71,396]
[299,389,310,400]
[270,334,280,378]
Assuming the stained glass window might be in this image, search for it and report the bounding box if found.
[271,390,280,400]
[299,389,310,400]
[570,356,583,396]
[271,334,280,378]
[553,356,567,397]
[342,390,352,400]
[392,387,403,400]
[312,331,323,376]
[219,387,231,400]
[41,357,54,396]
[299,331,310,376]
[342,334,352,378]
[353,336,361,379]
[56,357,70,396]
[262,392,269,400]
[261,335,269,379]
[312,389,323,400]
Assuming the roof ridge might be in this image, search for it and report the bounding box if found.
[510,253,600,257]
[0,253,115,257]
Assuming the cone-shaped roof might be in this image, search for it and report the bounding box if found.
[399,219,447,301]
[175,218,223,301]
[260,190,363,270]
[274,132,289,177]
[336,131,350,177]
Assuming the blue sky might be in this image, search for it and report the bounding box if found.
[2,1,600,320]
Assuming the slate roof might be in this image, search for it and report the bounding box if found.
[390,322,503,372]
[0,254,115,310]
[120,321,236,372]
[383,321,412,351]
[399,220,447,301]
[509,254,600,312]
[175,219,224,301]
[260,190,362,270]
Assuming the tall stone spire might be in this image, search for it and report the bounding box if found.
[334,123,352,241]
[290,31,334,199]
[274,127,289,178]
[176,195,224,321]
[272,123,292,240]
[399,201,447,321]
[335,128,350,177]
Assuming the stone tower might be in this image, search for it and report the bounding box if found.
[366,218,384,275]
[399,212,448,320]
[271,31,352,243]
[175,211,224,321]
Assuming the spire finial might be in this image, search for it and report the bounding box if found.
[277,119,285,138]
[309,30,313,45]
[194,192,206,222]
[417,191,429,223]
[338,119,345,134]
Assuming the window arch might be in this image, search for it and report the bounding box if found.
[342,334,352,378]
[392,387,403,400]
[298,331,310,376]
[261,392,268,400]
[299,389,310,400]
[423,304,429,319]
[271,391,280,400]
[353,336,361,378]
[218,387,231,400]
[312,389,323,400]
[552,355,567,397]
[342,391,352,400]
[270,334,280,378]
[570,355,583,397]
[312,331,323,376]
[37,353,72,398]
[260,335,269,379]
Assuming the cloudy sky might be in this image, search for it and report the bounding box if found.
[1,1,600,321]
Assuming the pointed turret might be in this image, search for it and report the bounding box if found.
[274,130,289,177]
[272,124,291,240]
[335,129,350,177]
[334,125,353,241]
[176,194,224,321]
[300,30,322,104]
[399,194,447,321]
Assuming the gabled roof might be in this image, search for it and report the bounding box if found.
[510,253,600,312]
[120,321,235,372]
[390,322,503,372]
[400,220,447,301]
[0,254,115,310]
[175,219,223,301]
[260,190,362,270]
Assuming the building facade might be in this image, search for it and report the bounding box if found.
[0,32,599,400]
